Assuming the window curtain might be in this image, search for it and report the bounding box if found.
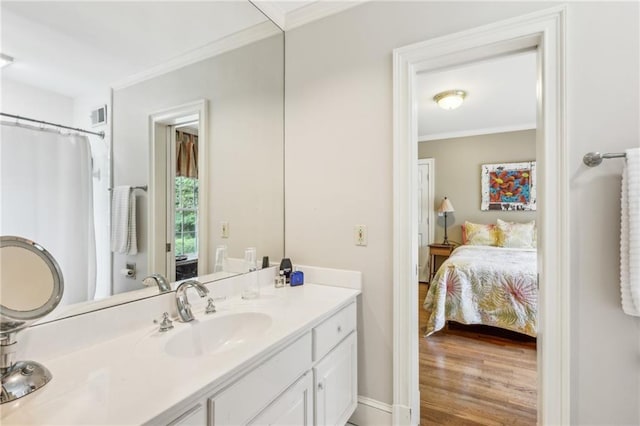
[176,130,198,178]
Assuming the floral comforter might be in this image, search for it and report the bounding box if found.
[423,245,537,337]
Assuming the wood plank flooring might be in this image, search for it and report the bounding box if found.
[418,283,537,425]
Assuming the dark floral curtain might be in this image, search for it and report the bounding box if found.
[176,130,198,178]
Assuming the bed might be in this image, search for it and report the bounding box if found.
[423,244,537,337]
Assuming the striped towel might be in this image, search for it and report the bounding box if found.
[621,147,640,316]
[111,186,137,255]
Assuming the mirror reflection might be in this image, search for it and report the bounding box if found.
[0,1,284,323]
[0,236,64,324]
[1,246,54,312]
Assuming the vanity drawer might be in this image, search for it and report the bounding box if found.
[313,302,356,361]
[209,332,312,426]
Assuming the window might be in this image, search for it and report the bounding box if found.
[174,176,198,256]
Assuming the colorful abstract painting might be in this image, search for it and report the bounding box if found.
[481,161,536,211]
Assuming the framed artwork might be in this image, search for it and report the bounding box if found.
[481,161,536,211]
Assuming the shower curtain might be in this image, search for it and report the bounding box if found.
[0,123,96,307]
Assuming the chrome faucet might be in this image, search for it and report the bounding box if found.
[143,273,171,293]
[175,280,209,322]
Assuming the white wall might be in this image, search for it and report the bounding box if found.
[112,34,284,294]
[567,3,640,424]
[1,78,73,124]
[285,2,640,423]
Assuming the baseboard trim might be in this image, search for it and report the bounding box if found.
[348,396,392,425]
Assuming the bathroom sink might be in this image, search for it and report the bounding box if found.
[162,312,272,358]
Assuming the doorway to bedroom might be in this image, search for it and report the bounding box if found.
[417,50,538,424]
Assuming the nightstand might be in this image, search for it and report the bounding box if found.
[428,243,455,283]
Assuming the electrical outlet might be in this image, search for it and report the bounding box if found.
[354,225,367,246]
[221,221,229,238]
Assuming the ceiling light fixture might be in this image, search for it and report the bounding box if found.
[0,53,14,68]
[433,89,467,110]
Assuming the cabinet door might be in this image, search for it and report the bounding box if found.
[314,332,357,426]
[166,403,206,426]
[209,333,312,426]
[249,372,313,426]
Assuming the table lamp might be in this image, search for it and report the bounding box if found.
[437,197,455,245]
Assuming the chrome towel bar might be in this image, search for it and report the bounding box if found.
[583,152,627,167]
[108,185,148,192]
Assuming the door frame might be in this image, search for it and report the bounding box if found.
[417,158,435,282]
[392,6,568,425]
[148,99,209,280]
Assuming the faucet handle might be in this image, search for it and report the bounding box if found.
[153,312,174,332]
[205,298,217,314]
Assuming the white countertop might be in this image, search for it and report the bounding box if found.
[0,283,360,425]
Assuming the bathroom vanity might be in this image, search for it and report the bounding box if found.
[0,268,360,426]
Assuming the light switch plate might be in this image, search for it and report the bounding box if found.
[354,225,367,246]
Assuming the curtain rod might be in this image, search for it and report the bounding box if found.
[0,112,105,139]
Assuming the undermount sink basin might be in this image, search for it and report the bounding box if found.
[135,312,272,359]
[164,312,272,358]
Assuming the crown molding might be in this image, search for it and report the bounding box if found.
[285,1,367,30]
[419,122,536,142]
[111,21,280,91]
[250,1,286,31]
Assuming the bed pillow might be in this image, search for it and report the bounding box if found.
[463,221,499,246]
[496,219,536,248]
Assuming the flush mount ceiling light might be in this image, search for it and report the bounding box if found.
[433,89,467,110]
[0,53,14,68]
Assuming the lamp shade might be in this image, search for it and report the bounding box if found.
[437,197,455,213]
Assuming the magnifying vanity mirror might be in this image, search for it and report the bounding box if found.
[0,1,284,324]
[0,236,64,403]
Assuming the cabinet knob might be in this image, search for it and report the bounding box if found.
[318,382,324,390]
[337,325,342,333]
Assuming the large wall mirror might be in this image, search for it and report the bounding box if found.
[0,1,284,323]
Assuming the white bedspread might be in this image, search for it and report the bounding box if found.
[423,245,537,337]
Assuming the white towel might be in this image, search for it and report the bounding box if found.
[111,186,138,255]
[621,147,640,316]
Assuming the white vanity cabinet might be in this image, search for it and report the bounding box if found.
[209,333,313,425]
[249,371,314,425]
[314,332,357,426]
[313,302,358,426]
[156,301,358,426]
[166,404,207,426]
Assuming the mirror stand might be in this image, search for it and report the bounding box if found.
[0,236,64,404]
[1,333,52,403]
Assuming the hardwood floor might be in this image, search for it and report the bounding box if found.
[418,283,537,425]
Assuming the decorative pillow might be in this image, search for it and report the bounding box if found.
[496,219,536,248]
[463,221,499,246]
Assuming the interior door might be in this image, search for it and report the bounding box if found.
[418,159,434,282]
[168,122,200,282]
[166,125,177,281]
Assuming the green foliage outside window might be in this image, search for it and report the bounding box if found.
[175,177,198,256]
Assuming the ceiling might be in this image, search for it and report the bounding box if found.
[417,50,537,141]
[253,1,364,30]
[0,0,536,135]
[0,1,365,99]
[0,1,270,98]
